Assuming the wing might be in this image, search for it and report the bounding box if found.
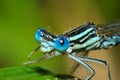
[97,20,120,36]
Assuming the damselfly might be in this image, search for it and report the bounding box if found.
[23,20,120,80]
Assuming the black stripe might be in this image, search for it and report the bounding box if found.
[69,29,96,44]
[80,33,97,44]
[42,30,56,42]
[43,30,56,38]
[64,23,95,37]
[71,40,100,53]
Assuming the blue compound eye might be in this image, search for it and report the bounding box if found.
[54,36,69,52]
[35,28,45,43]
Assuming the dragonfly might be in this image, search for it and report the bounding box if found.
[23,20,120,80]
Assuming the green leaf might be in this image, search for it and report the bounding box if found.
[0,66,81,80]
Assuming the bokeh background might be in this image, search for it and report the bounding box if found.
[0,0,120,80]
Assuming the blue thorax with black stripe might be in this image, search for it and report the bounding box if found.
[35,22,120,54]
[24,21,120,80]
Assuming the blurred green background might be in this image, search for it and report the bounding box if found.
[0,0,120,80]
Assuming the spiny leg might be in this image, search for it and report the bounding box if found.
[23,51,61,65]
[76,56,111,80]
[68,54,95,80]
[23,54,50,65]
[27,46,40,60]
[70,51,89,74]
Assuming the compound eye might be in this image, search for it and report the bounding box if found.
[35,28,45,43]
[54,36,69,52]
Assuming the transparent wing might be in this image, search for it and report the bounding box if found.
[97,20,120,36]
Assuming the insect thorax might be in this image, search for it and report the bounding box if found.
[66,23,119,53]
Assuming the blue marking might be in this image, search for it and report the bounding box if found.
[40,46,53,52]
[54,36,69,52]
[82,36,100,48]
[80,31,95,42]
[100,36,118,48]
[113,36,120,43]
[86,41,100,50]
[41,42,49,47]
[69,27,94,41]
[35,28,45,43]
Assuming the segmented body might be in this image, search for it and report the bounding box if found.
[64,23,119,54]
[24,21,120,80]
[37,23,120,54]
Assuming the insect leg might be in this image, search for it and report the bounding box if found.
[23,51,61,65]
[76,56,111,80]
[27,46,40,60]
[23,54,50,65]
[70,51,89,74]
[68,54,95,80]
